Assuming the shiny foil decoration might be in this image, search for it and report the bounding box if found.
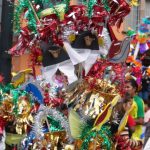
[32,105,72,142]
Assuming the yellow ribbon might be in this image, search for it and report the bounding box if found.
[92,95,121,131]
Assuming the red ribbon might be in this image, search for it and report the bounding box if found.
[93,5,109,17]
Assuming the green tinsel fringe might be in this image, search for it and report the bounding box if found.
[47,115,64,132]
[80,126,112,150]
[13,0,41,34]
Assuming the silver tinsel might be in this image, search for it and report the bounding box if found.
[61,21,76,41]
[32,105,72,142]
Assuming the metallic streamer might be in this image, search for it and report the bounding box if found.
[32,105,72,142]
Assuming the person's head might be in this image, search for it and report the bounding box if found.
[115,93,133,119]
[122,93,133,111]
[48,46,61,58]
[125,78,138,97]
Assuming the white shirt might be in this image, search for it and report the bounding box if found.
[145,109,150,123]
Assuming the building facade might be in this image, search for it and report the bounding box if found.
[124,0,150,30]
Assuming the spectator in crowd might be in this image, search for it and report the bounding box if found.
[144,95,150,147]
[125,78,144,140]
[115,93,142,150]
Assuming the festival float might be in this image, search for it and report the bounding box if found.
[0,0,147,149]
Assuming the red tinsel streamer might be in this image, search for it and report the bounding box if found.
[93,5,109,17]
[108,0,131,28]
[65,5,87,20]
[10,1,131,55]
[92,5,108,35]
[43,90,50,105]
[10,27,32,55]
[50,97,64,107]
[85,59,126,94]
[38,15,64,47]
[43,91,64,107]
[63,5,88,32]
[42,83,64,106]
[38,20,57,40]
[63,4,107,34]
[30,43,42,64]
